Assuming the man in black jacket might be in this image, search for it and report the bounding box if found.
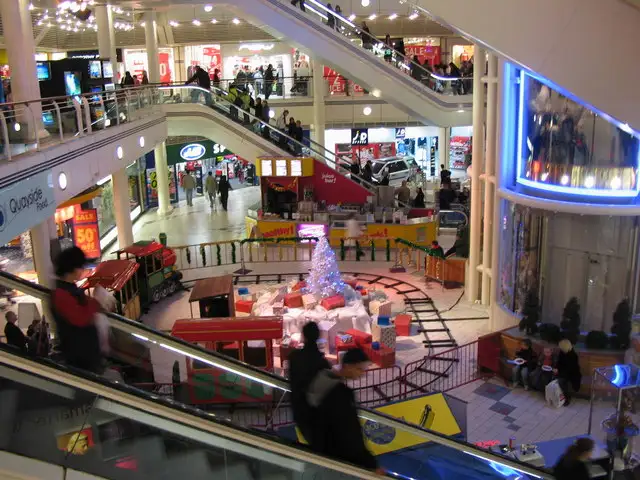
[4,311,27,352]
[186,66,212,105]
[288,322,331,446]
[306,348,382,474]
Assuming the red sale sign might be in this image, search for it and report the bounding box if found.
[158,52,172,83]
[323,67,364,95]
[405,45,441,68]
[73,207,101,260]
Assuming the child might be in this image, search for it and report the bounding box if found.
[512,338,536,390]
[530,346,555,391]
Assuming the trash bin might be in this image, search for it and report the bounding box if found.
[159,232,167,246]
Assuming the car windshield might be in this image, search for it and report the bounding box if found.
[372,162,386,174]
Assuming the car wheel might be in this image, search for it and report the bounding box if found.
[151,288,161,303]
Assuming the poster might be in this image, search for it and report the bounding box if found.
[405,45,441,68]
[185,45,222,79]
[145,167,178,207]
[335,142,397,167]
[450,136,472,169]
[73,208,101,259]
[123,48,174,83]
[323,66,364,95]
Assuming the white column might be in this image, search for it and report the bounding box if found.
[0,0,45,138]
[481,54,499,305]
[144,11,160,83]
[30,217,56,289]
[438,127,450,179]
[95,5,117,68]
[311,58,325,147]
[155,142,171,215]
[111,169,134,249]
[467,46,486,304]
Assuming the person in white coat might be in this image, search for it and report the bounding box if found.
[182,170,197,206]
[345,213,362,259]
[204,171,218,209]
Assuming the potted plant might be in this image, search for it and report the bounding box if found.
[586,330,609,350]
[611,299,632,350]
[519,289,539,335]
[560,297,581,345]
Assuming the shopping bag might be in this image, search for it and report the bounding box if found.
[545,379,565,408]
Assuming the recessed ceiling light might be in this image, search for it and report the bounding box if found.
[361,0,370,6]
[139,136,145,148]
[58,172,68,190]
[348,13,356,20]
[409,12,418,20]
[211,18,218,24]
[204,4,213,12]
[388,13,397,20]
[363,106,372,116]
[116,146,123,159]
[457,109,465,113]
[368,13,376,20]
[232,18,240,24]
[169,20,179,27]
[140,21,145,27]
[371,89,381,97]
[192,19,201,26]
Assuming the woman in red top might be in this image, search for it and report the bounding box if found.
[52,247,103,373]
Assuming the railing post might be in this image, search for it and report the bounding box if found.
[81,96,92,134]
[0,110,12,161]
[51,101,63,141]
[72,98,84,137]
[236,241,252,274]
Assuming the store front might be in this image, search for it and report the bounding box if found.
[123,48,174,83]
[184,44,222,80]
[449,126,473,171]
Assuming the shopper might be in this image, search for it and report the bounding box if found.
[360,22,372,50]
[350,159,361,184]
[121,71,135,87]
[182,170,197,206]
[345,213,362,257]
[291,0,305,12]
[307,348,381,473]
[440,164,452,185]
[430,240,445,258]
[289,322,331,446]
[379,170,390,186]
[205,171,218,209]
[212,68,221,90]
[413,187,426,207]
[511,338,536,390]
[383,34,393,62]
[4,311,27,353]
[141,70,149,85]
[276,109,289,148]
[52,247,103,374]
[439,182,455,210]
[326,3,335,29]
[226,83,239,121]
[395,180,411,205]
[264,64,275,100]
[553,437,593,480]
[555,339,581,406]
[361,160,373,184]
[218,175,232,211]
[334,5,343,30]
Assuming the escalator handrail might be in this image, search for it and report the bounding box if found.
[0,346,382,479]
[1,271,552,479]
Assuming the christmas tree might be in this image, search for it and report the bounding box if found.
[307,237,345,298]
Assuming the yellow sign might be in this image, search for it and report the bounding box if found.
[258,221,296,239]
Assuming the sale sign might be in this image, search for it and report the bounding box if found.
[73,207,101,259]
[323,67,364,95]
[405,45,441,68]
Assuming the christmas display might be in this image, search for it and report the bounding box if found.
[307,237,346,298]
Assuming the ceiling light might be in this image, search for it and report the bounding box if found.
[192,19,201,26]
[232,18,240,24]
[584,176,595,188]
[457,109,465,113]
[169,21,179,27]
[388,13,397,20]
[269,110,275,118]
[14,123,21,132]
[204,4,213,12]
[116,146,123,159]
[211,18,218,24]
[371,88,381,97]
[409,12,418,20]
[560,174,570,186]
[58,172,68,190]
[140,21,145,27]
[611,176,622,190]
[368,13,376,20]
[28,3,35,10]
[363,106,372,116]
[348,14,356,20]
[139,136,145,148]
[361,0,370,6]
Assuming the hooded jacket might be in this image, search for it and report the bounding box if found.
[306,370,377,470]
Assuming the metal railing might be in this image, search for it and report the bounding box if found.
[0,85,161,162]
[0,270,552,479]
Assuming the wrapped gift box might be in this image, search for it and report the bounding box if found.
[273,301,285,315]
[235,299,254,314]
[364,342,396,368]
[369,300,392,317]
[372,321,396,349]
[292,281,307,292]
[346,329,372,347]
[321,295,345,310]
[238,287,250,295]
[336,334,358,355]
[284,292,303,308]
[302,294,317,310]
[394,314,412,337]
[318,320,341,351]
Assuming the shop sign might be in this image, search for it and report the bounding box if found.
[262,222,295,239]
[239,43,274,52]
[351,128,369,146]
[73,208,101,259]
[395,127,406,139]
[55,205,75,223]
[0,170,55,246]
[321,172,336,184]
[180,143,206,161]
[297,223,327,241]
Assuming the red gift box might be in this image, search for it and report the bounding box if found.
[284,292,303,308]
[345,329,372,347]
[292,281,307,292]
[394,314,412,337]
[360,289,368,296]
[321,295,345,310]
[364,343,396,368]
[235,299,254,314]
[335,335,358,355]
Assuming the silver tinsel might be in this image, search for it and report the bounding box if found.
[307,237,346,298]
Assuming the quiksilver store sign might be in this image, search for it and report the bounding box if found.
[0,170,56,245]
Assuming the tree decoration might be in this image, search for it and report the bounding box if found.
[355,240,363,261]
[307,236,346,298]
[611,299,632,350]
[560,297,581,344]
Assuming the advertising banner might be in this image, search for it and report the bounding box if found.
[323,66,364,95]
[73,207,101,259]
[405,45,441,67]
[0,170,55,246]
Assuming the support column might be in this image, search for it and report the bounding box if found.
[30,217,56,289]
[467,46,486,303]
[0,0,45,138]
[438,127,450,180]
[155,142,171,215]
[481,54,498,305]
[311,58,325,147]
[112,169,134,249]
[95,5,117,69]
[144,11,160,83]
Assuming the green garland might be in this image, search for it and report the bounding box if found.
[239,237,318,244]
[355,240,363,261]
[370,240,375,261]
[216,244,222,266]
[385,239,391,262]
[340,239,345,261]
[394,237,444,258]
[231,242,237,263]
[185,248,191,265]
[200,244,206,266]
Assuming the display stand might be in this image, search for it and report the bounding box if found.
[589,364,640,478]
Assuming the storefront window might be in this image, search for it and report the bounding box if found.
[96,180,115,235]
[184,45,222,80]
[450,126,472,170]
[515,69,640,196]
[123,48,174,83]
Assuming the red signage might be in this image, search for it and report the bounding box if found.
[73,207,101,259]
[323,66,364,95]
[298,160,370,205]
[405,45,441,68]
[158,52,172,83]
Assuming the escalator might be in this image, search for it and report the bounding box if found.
[0,272,551,480]
[220,0,473,126]
[411,0,640,131]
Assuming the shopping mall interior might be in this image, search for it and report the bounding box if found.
[0,0,638,478]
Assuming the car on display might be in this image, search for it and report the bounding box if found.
[370,155,418,186]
